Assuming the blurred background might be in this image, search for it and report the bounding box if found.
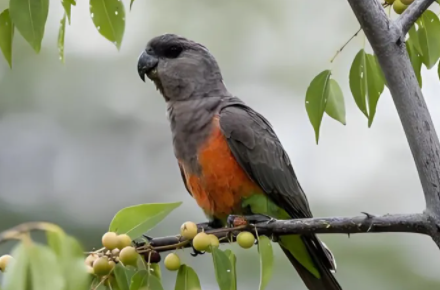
[0,0,440,289]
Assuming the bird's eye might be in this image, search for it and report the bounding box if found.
[164,45,182,58]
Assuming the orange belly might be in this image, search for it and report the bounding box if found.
[179,116,262,219]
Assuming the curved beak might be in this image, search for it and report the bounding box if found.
[137,50,159,82]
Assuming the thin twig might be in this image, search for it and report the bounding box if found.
[330,27,362,63]
[329,1,390,63]
[0,221,65,244]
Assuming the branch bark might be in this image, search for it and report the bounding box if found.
[142,213,430,253]
[347,0,440,248]
[396,0,436,35]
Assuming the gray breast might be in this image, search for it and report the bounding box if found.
[167,97,222,173]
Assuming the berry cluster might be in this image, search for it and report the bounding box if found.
[161,221,257,271]
[387,0,415,14]
[85,232,139,277]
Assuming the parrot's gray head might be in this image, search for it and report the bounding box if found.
[137,34,225,102]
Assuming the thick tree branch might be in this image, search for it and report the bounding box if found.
[139,213,429,253]
[347,0,440,248]
[396,0,435,36]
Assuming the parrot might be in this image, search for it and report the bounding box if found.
[137,34,342,290]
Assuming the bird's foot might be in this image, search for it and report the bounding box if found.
[192,218,224,233]
[207,218,225,229]
[226,214,277,228]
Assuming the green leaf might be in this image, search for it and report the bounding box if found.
[9,0,49,53]
[174,264,202,290]
[58,14,66,63]
[417,10,440,69]
[61,0,73,24]
[28,243,65,290]
[46,231,90,290]
[349,49,386,126]
[211,248,233,290]
[223,250,237,290]
[2,242,30,290]
[324,79,346,125]
[130,270,164,290]
[349,49,368,118]
[130,0,136,10]
[109,202,182,239]
[148,263,161,281]
[90,0,126,49]
[365,54,385,127]
[408,25,422,55]
[0,9,13,68]
[407,37,423,88]
[114,263,136,290]
[305,69,331,144]
[257,235,274,290]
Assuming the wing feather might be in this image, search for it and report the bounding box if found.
[219,103,337,272]
[219,104,312,219]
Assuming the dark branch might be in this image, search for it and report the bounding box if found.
[396,0,435,36]
[139,213,430,253]
[347,0,440,248]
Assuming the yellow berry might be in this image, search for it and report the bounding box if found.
[85,265,95,275]
[164,253,180,271]
[119,246,139,266]
[84,253,98,266]
[237,232,255,249]
[102,232,119,250]
[180,221,198,240]
[401,0,413,4]
[111,248,120,257]
[93,256,111,276]
[192,232,211,252]
[0,255,13,272]
[393,0,408,14]
[205,234,220,253]
[117,234,132,249]
[108,260,116,270]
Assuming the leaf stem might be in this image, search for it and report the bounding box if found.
[330,2,390,63]
[0,222,64,244]
[330,27,362,63]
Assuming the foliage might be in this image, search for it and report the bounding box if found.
[0,1,439,289]
[0,1,439,141]
[0,223,89,290]
[0,202,276,290]
[305,4,440,142]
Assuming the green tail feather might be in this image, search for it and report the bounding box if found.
[280,234,341,290]
[242,194,341,289]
